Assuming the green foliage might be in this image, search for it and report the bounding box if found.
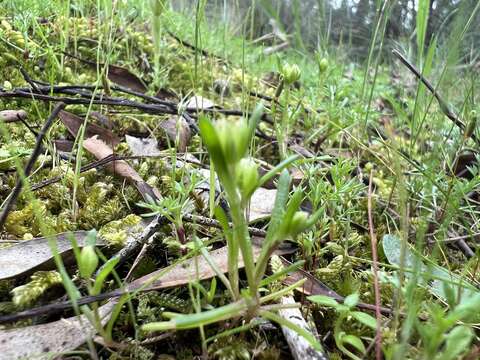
[1,1,480,358]
[309,293,377,360]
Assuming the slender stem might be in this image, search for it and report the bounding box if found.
[368,170,382,360]
[227,191,257,300]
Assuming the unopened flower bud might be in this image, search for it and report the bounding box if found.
[216,118,249,164]
[282,63,301,86]
[318,58,328,73]
[464,111,477,139]
[236,157,259,199]
[78,246,98,279]
[288,211,309,237]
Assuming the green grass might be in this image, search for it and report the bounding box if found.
[0,0,480,359]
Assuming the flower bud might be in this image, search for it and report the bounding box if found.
[78,245,98,279]
[318,58,328,73]
[235,158,259,199]
[216,118,249,164]
[281,63,301,86]
[464,111,477,139]
[287,211,309,237]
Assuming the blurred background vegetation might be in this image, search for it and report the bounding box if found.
[172,0,480,63]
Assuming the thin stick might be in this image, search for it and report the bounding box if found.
[182,213,267,237]
[0,102,65,231]
[368,170,382,360]
[392,49,479,145]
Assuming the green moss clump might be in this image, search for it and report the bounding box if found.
[0,141,31,170]
[11,271,62,308]
[78,182,126,228]
[137,292,190,324]
[4,201,58,237]
[98,214,142,246]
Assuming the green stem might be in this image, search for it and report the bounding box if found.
[142,300,247,331]
[280,88,291,160]
[227,192,257,300]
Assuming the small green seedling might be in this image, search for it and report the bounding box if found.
[308,293,377,360]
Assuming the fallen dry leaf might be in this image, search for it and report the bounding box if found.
[185,95,215,111]
[83,136,162,201]
[0,231,104,281]
[0,300,116,360]
[129,245,261,291]
[106,64,148,93]
[281,260,341,300]
[59,110,120,146]
[65,53,148,93]
[154,87,177,100]
[281,258,393,315]
[125,135,161,157]
[0,246,260,359]
[160,115,191,152]
[52,139,74,153]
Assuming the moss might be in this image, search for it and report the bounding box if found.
[0,141,32,170]
[4,200,57,237]
[78,182,126,228]
[98,214,142,246]
[11,271,62,308]
[209,339,251,360]
[137,292,190,324]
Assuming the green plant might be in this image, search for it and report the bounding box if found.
[70,229,122,342]
[392,293,480,360]
[140,104,323,348]
[272,61,302,160]
[308,293,377,360]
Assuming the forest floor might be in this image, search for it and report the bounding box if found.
[0,2,480,360]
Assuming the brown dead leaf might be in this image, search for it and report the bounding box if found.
[281,259,393,315]
[154,88,177,100]
[128,245,261,291]
[0,246,259,359]
[289,143,314,158]
[59,110,120,146]
[0,231,104,281]
[452,150,478,179]
[83,136,162,201]
[52,139,74,153]
[65,53,147,93]
[160,115,191,152]
[107,64,148,93]
[281,259,342,300]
